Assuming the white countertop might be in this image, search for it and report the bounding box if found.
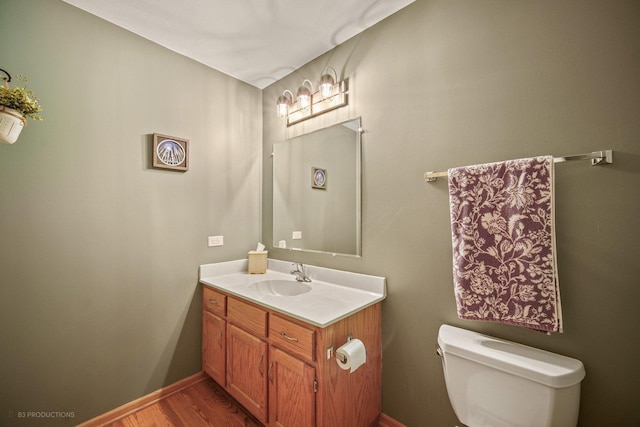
[199,259,386,327]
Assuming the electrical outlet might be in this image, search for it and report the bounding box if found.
[208,235,224,247]
[292,231,302,239]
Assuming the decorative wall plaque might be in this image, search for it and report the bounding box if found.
[311,167,327,189]
[152,133,189,171]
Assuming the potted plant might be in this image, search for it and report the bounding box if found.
[0,72,43,144]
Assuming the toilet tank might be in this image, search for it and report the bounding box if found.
[437,325,585,427]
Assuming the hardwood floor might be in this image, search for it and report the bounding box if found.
[83,373,404,427]
[103,377,261,427]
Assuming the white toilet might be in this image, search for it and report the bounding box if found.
[437,324,585,427]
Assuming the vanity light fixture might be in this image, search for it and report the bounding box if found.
[276,68,348,127]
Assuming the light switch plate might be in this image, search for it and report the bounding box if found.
[292,231,302,240]
[208,235,224,247]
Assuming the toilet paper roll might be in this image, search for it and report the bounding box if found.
[336,338,366,373]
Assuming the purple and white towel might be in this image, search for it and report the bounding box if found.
[447,156,563,333]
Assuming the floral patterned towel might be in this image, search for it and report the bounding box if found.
[448,156,562,333]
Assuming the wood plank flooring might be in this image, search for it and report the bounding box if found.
[103,377,261,427]
[91,374,403,427]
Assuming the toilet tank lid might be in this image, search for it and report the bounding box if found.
[438,325,585,388]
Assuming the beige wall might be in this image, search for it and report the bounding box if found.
[263,0,640,425]
[0,0,262,425]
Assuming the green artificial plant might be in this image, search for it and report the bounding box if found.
[0,74,43,121]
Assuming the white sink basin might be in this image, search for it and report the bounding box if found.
[249,279,312,297]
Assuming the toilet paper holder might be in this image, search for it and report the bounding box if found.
[327,334,353,362]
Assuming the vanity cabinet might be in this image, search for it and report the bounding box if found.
[202,285,382,427]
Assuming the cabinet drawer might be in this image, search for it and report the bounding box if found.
[203,287,226,316]
[270,315,315,362]
[228,297,268,338]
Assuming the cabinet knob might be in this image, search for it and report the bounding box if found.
[208,298,218,305]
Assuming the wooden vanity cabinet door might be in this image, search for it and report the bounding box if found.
[202,310,226,386]
[268,347,316,427]
[227,323,268,424]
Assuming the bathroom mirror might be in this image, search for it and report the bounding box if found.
[272,117,361,257]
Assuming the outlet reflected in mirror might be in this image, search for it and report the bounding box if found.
[272,118,361,257]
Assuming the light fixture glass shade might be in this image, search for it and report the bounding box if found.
[296,80,313,110]
[318,74,335,99]
[276,91,293,118]
[318,67,338,100]
[276,96,289,118]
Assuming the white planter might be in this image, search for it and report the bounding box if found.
[0,106,26,144]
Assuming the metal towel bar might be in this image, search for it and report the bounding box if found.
[424,150,613,182]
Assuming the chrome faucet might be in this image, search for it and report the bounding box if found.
[290,263,311,282]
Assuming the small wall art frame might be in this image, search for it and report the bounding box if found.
[311,167,327,189]
[152,133,189,171]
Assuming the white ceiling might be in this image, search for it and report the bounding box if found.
[62,0,414,89]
